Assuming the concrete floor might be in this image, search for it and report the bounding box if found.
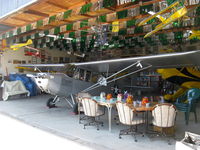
[0,94,200,150]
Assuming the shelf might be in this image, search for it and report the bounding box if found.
[135,71,162,88]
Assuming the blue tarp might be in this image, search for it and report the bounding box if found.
[9,74,37,96]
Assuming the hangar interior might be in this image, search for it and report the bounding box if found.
[0,0,200,150]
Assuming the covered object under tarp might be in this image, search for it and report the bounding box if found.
[1,80,30,101]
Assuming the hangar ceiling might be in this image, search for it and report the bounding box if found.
[0,0,200,56]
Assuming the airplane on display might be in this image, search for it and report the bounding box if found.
[138,1,200,38]
[10,39,33,51]
[0,39,33,51]
[189,30,200,40]
[19,50,200,108]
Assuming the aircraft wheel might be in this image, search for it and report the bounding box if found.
[47,98,56,108]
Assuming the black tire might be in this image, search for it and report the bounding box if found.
[72,103,78,115]
[46,98,56,108]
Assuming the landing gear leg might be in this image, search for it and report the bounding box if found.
[46,95,59,108]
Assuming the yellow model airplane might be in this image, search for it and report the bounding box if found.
[10,39,33,51]
[188,30,200,40]
[138,1,188,38]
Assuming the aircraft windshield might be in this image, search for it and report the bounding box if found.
[73,68,93,82]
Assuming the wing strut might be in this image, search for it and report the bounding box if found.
[82,61,141,92]
[82,61,152,93]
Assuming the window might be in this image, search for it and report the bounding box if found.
[85,71,92,82]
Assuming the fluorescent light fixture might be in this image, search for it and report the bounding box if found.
[46,35,58,38]
[39,33,45,37]
[46,35,73,40]
[0,0,38,19]
[65,37,73,41]
[148,11,155,15]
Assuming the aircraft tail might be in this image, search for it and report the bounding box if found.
[157,67,200,101]
[27,39,33,45]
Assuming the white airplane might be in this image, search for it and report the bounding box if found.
[19,50,200,108]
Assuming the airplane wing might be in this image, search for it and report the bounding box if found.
[189,30,200,39]
[148,11,165,22]
[19,50,200,73]
[144,6,187,38]
[138,1,179,26]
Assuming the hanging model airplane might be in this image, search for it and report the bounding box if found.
[19,50,200,108]
[10,39,33,50]
[138,1,199,38]
[188,30,200,40]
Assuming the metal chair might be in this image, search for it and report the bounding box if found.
[116,101,145,142]
[152,103,177,144]
[81,97,104,130]
[76,92,91,124]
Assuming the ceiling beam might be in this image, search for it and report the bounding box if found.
[11,17,31,23]
[68,1,87,10]
[0,22,20,27]
[24,10,49,17]
[116,0,164,12]
[83,0,91,4]
[46,1,69,10]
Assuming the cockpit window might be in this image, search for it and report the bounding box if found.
[79,69,85,80]
[73,68,80,79]
[85,71,91,82]
[65,65,76,77]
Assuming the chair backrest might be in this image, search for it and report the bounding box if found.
[82,98,99,117]
[175,88,200,112]
[77,92,91,101]
[174,103,190,112]
[152,103,176,128]
[116,101,134,125]
[187,88,200,103]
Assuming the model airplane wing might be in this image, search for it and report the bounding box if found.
[20,50,200,73]
[138,1,179,26]
[10,39,33,50]
[189,30,200,39]
[144,6,187,38]
[148,11,166,22]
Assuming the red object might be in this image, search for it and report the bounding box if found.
[142,97,149,105]
[25,51,46,59]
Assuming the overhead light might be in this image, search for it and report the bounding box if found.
[0,0,38,19]
[46,35,73,41]
[65,37,73,41]
[148,11,155,15]
[46,35,58,38]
